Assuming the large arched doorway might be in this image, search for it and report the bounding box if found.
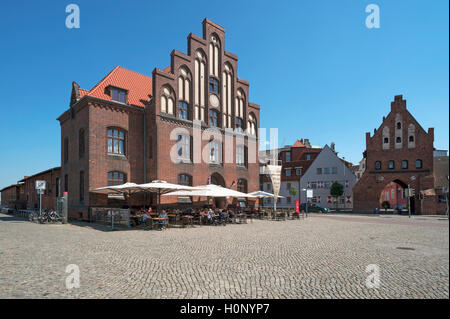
[210,173,226,208]
[379,179,413,213]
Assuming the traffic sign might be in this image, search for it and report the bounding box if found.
[36,180,46,191]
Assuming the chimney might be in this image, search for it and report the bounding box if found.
[331,142,335,152]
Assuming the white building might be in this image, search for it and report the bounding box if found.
[300,145,357,210]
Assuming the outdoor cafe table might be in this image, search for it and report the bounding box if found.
[181,215,194,227]
[152,217,168,230]
[167,214,178,226]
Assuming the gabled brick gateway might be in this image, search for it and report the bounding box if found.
[57,19,260,219]
[353,95,436,214]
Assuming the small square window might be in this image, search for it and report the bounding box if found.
[388,160,395,169]
[402,160,408,169]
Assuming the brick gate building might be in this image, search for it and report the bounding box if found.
[57,19,260,219]
[353,95,437,214]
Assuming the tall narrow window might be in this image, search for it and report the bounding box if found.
[194,50,206,121]
[79,171,84,202]
[286,151,291,162]
[64,174,68,192]
[55,177,60,198]
[235,89,245,130]
[236,144,244,166]
[108,171,126,186]
[222,63,233,128]
[209,109,218,127]
[235,117,243,132]
[176,134,190,162]
[107,128,125,155]
[64,137,69,164]
[209,140,221,164]
[78,128,85,159]
[209,35,220,77]
[178,67,191,120]
[178,102,189,120]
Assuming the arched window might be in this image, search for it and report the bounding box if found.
[384,137,389,144]
[178,174,192,186]
[108,171,126,186]
[396,137,401,143]
[375,161,381,170]
[209,109,218,127]
[194,50,207,121]
[235,117,243,132]
[160,85,175,115]
[397,122,402,130]
[107,128,126,155]
[222,63,233,128]
[248,113,257,136]
[409,136,414,142]
[235,89,245,130]
[79,128,85,159]
[177,67,191,120]
[209,34,220,77]
[416,159,422,169]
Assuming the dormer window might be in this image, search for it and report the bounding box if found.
[110,87,128,104]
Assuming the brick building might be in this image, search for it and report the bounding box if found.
[260,139,322,208]
[0,184,22,209]
[17,167,61,210]
[57,19,260,219]
[353,95,437,214]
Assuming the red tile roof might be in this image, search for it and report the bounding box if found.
[79,66,153,108]
[292,139,305,148]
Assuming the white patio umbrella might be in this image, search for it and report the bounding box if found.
[137,180,203,213]
[91,182,143,195]
[162,184,256,198]
[91,182,144,208]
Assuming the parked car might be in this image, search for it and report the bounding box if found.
[299,203,329,213]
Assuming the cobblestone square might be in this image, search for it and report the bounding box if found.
[0,213,448,299]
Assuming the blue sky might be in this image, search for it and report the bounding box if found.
[0,0,448,190]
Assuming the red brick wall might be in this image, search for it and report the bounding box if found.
[353,95,436,214]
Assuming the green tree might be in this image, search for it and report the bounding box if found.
[330,182,344,211]
[289,185,298,197]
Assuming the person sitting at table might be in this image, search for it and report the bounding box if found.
[207,209,214,224]
[142,211,149,226]
[182,207,192,216]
